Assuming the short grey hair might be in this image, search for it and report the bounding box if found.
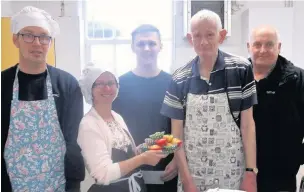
[190,9,222,32]
[248,25,281,44]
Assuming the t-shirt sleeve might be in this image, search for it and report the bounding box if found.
[240,64,258,111]
[160,77,185,120]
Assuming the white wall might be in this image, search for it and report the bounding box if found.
[3,1,303,75]
[172,1,250,70]
[173,0,304,70]
[241,7,294,60]
[292,1,304,68]
[1,0,85,79]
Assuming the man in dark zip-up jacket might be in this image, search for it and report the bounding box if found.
[247,25,304,192]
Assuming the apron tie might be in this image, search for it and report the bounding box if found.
[128,171,143,192]
[111,171,143,192]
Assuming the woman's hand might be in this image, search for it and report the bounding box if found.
[135,145,142,155]
[140,150,167,166]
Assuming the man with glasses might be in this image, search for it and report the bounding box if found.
[1,6,85,192]
[17,33,52,45]
[113,24,178,192]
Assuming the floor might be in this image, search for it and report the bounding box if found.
[80,165,304,192]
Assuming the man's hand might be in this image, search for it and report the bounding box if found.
[240,172,257,192]
[161,159,178,182]
[240,108,257,172]
[183,179,198,192]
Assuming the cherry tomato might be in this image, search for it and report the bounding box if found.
[155,138,167,147]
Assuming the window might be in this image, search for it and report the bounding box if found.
[90,42,172,75]
[183,0,232,36]
[84,0,173,75]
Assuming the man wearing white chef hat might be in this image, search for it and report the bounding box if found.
[1,6,85,192]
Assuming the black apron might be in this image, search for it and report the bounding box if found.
[88,145,147,192]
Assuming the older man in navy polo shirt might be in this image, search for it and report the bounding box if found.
[161,9,258,192]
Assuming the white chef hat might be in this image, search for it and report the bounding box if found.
[79,62,119,105]
[11,6,60,37]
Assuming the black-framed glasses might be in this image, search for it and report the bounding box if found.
[92,81,118,88]
[18,33,52,45]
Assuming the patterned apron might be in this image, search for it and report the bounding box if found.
[177,92,245,192]
[4,67,66,192]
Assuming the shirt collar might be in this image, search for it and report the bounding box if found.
[192,50,226,77]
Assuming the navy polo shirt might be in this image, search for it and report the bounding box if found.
[161,50,257,121]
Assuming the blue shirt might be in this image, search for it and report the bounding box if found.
[161,50,258,125]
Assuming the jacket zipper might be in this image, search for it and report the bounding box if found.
[278,73,297,87]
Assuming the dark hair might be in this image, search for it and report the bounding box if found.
[131,24,161,43]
